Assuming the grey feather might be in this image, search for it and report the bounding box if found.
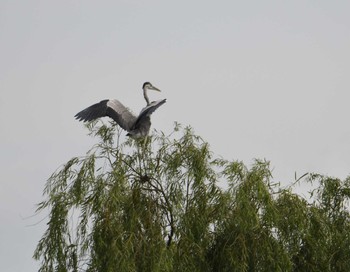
[128,99,167,137]
[74,83,166,138]
[74,100,110,122]
[106,100,137,131]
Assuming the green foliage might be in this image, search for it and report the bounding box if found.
[34,123,350,272]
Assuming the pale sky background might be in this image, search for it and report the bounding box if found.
[1,1,349,271]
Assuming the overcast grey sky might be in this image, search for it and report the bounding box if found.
[1,1,349,271]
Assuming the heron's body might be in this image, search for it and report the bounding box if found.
[75,82,166,138]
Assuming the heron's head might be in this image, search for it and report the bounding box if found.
[142,82,161,92]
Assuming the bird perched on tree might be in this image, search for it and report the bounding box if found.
[75,82,166,138]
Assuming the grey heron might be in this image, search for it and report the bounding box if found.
[75,82,166,138]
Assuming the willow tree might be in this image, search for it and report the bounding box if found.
[34,122,350,272]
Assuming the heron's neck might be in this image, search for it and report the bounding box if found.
[143,88,150,105]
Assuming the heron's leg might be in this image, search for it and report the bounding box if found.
[142,136,151,152]
[134,136,148,174]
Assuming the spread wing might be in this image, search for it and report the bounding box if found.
[74,99,137,132]
[134,99,167,128]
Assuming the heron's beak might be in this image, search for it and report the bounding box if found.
[151,86,161,92]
